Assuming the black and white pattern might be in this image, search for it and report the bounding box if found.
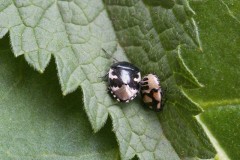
[140,74,163,111]
[107,62,141,102]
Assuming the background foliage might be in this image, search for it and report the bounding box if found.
[185,1,240,159]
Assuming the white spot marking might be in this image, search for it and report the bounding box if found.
[134,72,141,82]
[120,70,131,84]
[109,69,118,79]
[111,86,120,91]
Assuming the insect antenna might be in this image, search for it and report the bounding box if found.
[102,48,118,62]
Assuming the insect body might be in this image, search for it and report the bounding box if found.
[108,62,141,102]
[140,74,163,111]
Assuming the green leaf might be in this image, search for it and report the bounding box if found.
[199,105,240,160]
[0,0,216,159]
[108,100,180,160]
[0,37,118,159]
[0,0,116,132]
[183,0,240,159]
[105,0,215,158]
[184,0,240,108]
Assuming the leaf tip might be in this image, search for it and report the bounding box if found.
[93,127,100,133]
[39,70,44,74]
[62,91,67,96]
[199,83,204,88]
[198,46,203,53]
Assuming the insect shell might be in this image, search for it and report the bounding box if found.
[108,62,141,103]
[140,74,163,111]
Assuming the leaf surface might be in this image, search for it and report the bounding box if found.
[200,105,240,160]
[0,0,216,159]
[185,0,240,108]
[0,36,118,159]
[184,0,240,159]
[105,0,215,158]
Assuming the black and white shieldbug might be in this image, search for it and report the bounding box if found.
[140,74,163,111]
[107,62,141,103]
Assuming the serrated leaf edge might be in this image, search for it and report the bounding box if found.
[177,46,204,88]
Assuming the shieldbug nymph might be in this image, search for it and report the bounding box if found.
[140,74,163,111]
[107,61,141,103]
